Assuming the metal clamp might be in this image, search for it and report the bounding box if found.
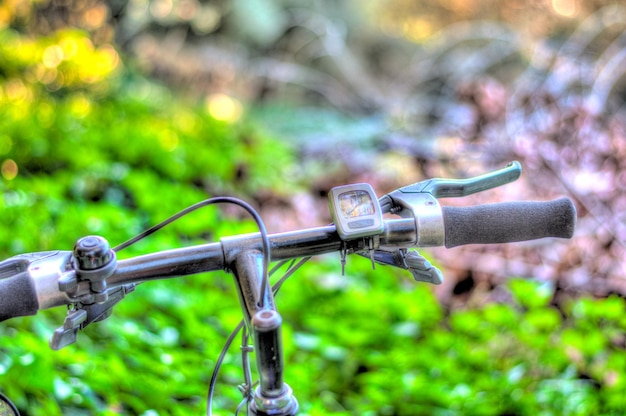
[50,235,134,350]
[386,192,445,247]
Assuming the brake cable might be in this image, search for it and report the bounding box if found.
[108,196,278,415]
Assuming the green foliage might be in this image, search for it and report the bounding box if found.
[278,273,626,416]
[0,26,296,252]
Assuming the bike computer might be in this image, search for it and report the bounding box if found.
[328,183,384,240]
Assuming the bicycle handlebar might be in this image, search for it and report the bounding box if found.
[0,197,576,323]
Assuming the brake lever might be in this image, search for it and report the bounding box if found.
[363,248,443,285]
[398,161,521,198]
[50,284,135,350]
[379,161,522,213]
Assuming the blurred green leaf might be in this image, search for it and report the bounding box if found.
[509,278,554,310]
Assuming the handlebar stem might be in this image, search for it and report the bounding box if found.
[229,250,275,323]
[228,249,299,415]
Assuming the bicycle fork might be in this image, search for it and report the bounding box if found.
[227,246,299,416]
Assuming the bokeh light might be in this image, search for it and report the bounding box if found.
[1,159,18,181]
[206,93,243,123]
[43,45,64,68]
[68,94,93,118]
[552,0,579,17]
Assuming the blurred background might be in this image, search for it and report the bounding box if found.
[0,0,625,414]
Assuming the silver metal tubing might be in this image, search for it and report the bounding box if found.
[108,242,226,286]
[230,250,274,324]
[107,219,417,289]
[28,219,418,311]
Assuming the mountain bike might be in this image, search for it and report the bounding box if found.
[0,161,576,415]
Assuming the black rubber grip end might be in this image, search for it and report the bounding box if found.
[443,198,576,248]
[0,272,39,322]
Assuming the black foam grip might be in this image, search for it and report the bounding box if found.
[0,272,39,322]
[443,198,576,248]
